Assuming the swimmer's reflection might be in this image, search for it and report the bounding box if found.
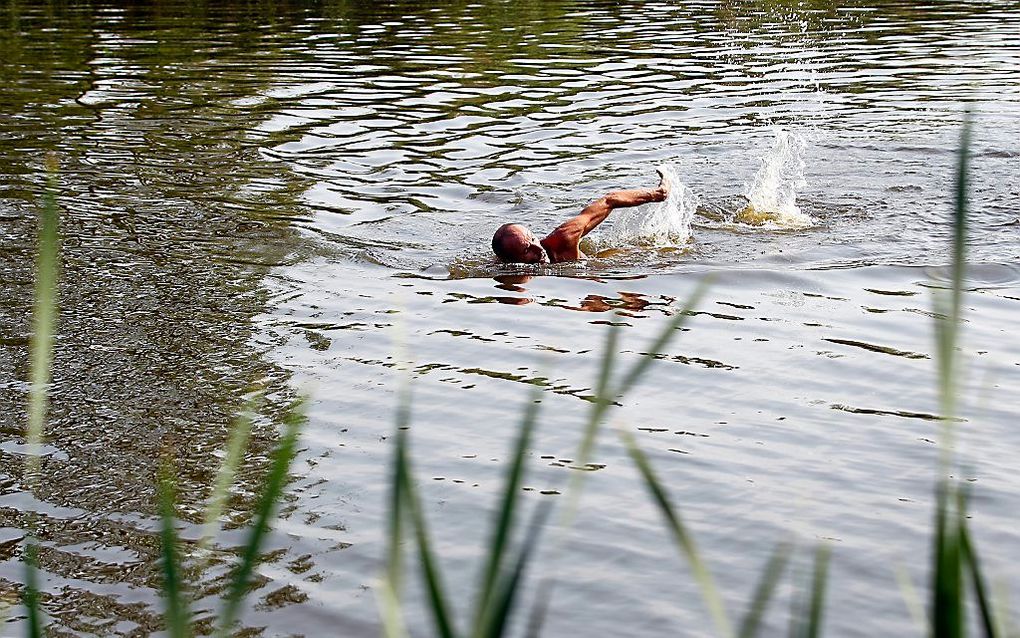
[493,296,532,305]
[493,275,658,314]
[571,292,650,314]
[494,274,531,293]
[493,274,534,304]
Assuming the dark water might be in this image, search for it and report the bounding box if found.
[1,1,1019,636]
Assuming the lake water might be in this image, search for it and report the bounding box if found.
[1,1,1019,636]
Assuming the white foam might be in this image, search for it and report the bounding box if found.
[600,163,696,249]
[743,129,812,228]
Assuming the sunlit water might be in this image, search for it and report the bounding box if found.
[1,2,1019,636]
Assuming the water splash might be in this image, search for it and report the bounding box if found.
[738,129,811,228]
[600,163,696,249]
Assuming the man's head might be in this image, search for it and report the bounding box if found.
[492,223,549,264]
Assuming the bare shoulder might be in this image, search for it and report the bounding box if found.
[541,228,582,263]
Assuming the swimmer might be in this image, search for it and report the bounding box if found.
[491,169,670,264]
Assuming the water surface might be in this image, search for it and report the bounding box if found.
[1,1,1019,636]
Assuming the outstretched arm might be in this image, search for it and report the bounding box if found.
[541,170,670,262]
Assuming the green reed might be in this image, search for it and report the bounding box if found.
[215,398,304,636]
[380,281,781,638]
[197,393,256,559]
[381,297,700,637]
[21,153,61,638]
[383,381,547,638]
[157,396,305,638]
[382,284,831,638]
[927,112,1003,638]
[159,456,192,638]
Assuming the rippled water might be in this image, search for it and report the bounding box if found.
[1,1,1019,636]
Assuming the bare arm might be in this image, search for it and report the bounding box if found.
[541,172,669,262]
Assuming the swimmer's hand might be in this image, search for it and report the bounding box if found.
[654,167,671,201]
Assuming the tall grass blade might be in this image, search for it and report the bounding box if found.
[932,482,964,638]
[568,281,708,519]
[787,561,802,638]
[159,460,193,638]
[23,153,62,638]
[802,544,830,638]
[216,397,305,637]
[738,542,792,638]
[621,430,732,638]
[930,113,972,638]
[379,381,412,638]
[788,545,830,638]
[398,437,457,638]
[949,113,971,337]
[472,384,543,633]
[198,395,256,556]
[561,322,619,525]
[379,440,410,638]
[934,111,971,434]
[476,502,553,638]
[957,493,999,638]
[614,282,708,399]
[585,319,619,434]
[26,154,61,483]
[540,283,709,634]
[523,579,554,638]
[23,538,42,638]
[992,582,1016,638]
[895,565,927,632]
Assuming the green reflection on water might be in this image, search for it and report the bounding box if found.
[0,2,317,633]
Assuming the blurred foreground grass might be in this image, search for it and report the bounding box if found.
[11,118,1010,636]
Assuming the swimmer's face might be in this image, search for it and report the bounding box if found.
[515,228,549,264]
[492,224,549,264]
